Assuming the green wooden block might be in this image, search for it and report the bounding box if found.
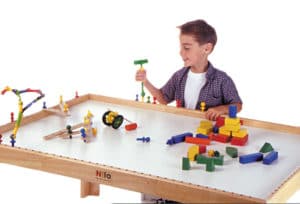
[213,155,224,166]
[259,142,274,153]
[182,157,190,170]
[206,158,215,172]
[196,154,207,164]
[226,146,238,158]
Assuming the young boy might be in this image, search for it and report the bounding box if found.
[136,19,242,120]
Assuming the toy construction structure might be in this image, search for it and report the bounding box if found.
[134,59,148,102]
[102,110,137,131]
[1,86,44,146]
[43,95,70,117]
[43,110,97,143]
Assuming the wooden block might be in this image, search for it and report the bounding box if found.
[188,145,199,161]
[182,157,191,170]
[219,126,231,136]
[223,124,241,132]
[232,128,248,138]
[198,145,207,154]
[259,142,274,153]
[199,120,213,129]
[225,118,240,126]
[211,133,231,143]
[239,152,263,164]
[231,135,248,146]
[226,146,238,158]
[185,137,211,145]
[263,151,278,165]
[196,127,212,135]
[215,116,225,127]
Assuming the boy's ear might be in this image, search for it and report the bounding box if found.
[204,43,213,54]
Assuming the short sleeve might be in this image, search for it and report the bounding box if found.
[221,76,243,104]
[160,74,176,103]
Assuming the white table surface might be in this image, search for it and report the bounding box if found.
[1,100,300,200]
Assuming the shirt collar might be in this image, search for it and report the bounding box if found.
[206,61,217,81]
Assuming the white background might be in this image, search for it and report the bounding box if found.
[0,0,299,203]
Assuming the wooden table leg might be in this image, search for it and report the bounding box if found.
[80,180,100,198]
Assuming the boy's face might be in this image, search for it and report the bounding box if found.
[179,34,211,69]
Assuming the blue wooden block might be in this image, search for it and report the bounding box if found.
[196,133,209,139]
[239,152,263,164]
[166,132,193,145]
[263,151,278,165]
[213,126,219,133]
[229,105,237,118]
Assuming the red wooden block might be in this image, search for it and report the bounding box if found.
[231,135,248,146]
[199,145,207,154]
[240,119,243,125]
[215,116,225,127]
[185,136,211,145]
[212,133,231,143]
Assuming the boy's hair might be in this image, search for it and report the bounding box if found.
[179,19,217,49]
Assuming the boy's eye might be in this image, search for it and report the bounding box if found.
[183,46,190,50]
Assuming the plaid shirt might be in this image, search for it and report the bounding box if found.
[160,62,242,109]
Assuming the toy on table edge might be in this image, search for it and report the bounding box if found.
[43,95,70,117]
[43,110,97,143]
[102,110,137,131]
[134,59,148,102]
[1,86,45,147]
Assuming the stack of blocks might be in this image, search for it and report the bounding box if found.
[211,105,248,146]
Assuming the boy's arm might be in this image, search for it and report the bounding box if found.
[144,79,167,104]
[205,103,242,121]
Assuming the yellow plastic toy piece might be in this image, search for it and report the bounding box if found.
[92,128,97,136]
[63,103,69,113]
[200,101,206,112]
[208,149,215,157]
[107,111,118,124]
[59,95,63,104]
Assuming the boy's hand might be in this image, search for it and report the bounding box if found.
[135,69,147,82]
[205,107,225,121]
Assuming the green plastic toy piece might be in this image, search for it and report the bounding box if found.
[134,59,148,66]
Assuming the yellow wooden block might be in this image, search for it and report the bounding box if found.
[188,145,199,161]
[199,120,213,129]
[223,124,241,132]
[225,117,240,126]
[196,127,212,135]
[219,126,231,136]
[232,128,248,138]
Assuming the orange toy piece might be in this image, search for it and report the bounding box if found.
[125,123,137,131]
